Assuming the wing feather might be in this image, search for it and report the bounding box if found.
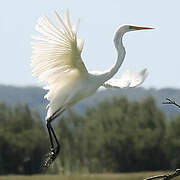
[31,10,88,105]
[103,68,148,89]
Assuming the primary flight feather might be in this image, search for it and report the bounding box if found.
[31,9,153,168]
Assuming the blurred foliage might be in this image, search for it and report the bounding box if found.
[0,96,180,174]
[0,103,48,174]
[55,97,180,173]
[0,172,179,180]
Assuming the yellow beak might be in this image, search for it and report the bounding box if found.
[130,26,154,30]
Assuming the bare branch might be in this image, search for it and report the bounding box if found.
[145,99,180,180]
[144,169,180,180]
[163,98,180,108]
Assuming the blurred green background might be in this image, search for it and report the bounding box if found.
[0,90,180,175]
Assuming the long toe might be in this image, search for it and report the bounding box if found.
[42,147,60,168]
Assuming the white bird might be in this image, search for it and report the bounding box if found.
[31,9,153,167]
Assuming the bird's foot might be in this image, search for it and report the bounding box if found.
[42,147,60,168]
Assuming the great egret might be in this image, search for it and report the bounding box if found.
[31,9,153,167]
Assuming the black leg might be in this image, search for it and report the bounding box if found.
[47,121,54,150]
[43,120,60,168]
[43,108,65,168]
[50,125,60,148]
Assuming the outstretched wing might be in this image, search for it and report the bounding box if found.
[31,10,87,101]
[103,68,148,88]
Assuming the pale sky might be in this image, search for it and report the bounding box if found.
[0,0,180,89]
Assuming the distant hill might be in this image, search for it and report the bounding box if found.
[0,85,179,119]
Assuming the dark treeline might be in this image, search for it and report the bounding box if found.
[0,103,48,174]
[0,97,180,174]
[57,97,180,173]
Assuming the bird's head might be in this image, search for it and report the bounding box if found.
[114,25,154,50]
[119,25,154,34]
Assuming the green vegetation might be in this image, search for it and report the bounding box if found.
[0,172,180,180]
[0,104,48,174]
[56,97,175,173]
[0,96,180,174]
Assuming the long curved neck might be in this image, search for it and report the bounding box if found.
[100,30,126,82]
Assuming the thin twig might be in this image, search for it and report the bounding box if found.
[144,169,180,180]
[163,98,180,108]
[144,99,180,180]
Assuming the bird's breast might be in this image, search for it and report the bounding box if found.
[72,76,99,103]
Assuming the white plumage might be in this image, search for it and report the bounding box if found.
[31,10,150,120]
[31,10,88,119]
[31,9,153,167]
[103,68,148,88]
